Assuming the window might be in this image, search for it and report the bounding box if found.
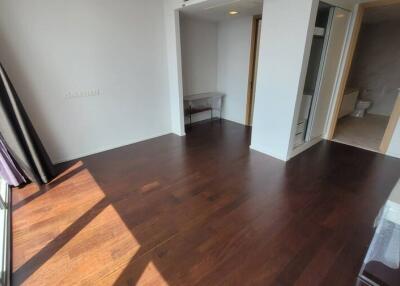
[0,177,10,286]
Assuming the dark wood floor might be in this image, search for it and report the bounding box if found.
[12,120,400,286]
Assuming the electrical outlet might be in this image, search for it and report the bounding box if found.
[65,89,100,99]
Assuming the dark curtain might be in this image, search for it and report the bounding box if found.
[0,134,27,186]
[0,63,56,185]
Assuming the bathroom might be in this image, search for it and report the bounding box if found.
[332,4,400,153]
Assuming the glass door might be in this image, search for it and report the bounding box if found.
[294,2,333,149]
[0,177,10,286]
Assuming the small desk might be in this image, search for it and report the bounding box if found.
[183,92,224,125]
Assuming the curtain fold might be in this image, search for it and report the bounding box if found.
[0,63,56,185]
[0,135,27,186]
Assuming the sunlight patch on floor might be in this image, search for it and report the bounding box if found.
[12,166,106,278]
[22,204,141,285]
[13,161,86,214]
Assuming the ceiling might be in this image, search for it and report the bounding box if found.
[180,0,263,22]
[363,3,400,24]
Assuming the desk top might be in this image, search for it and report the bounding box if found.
[184,92,224,101]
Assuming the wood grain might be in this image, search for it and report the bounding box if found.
[12,120,400,285]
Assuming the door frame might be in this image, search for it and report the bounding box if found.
[245,15,262,126]
[326,0,400,153]
[380,93,400,152]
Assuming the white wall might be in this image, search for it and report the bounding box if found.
[0,0,171,163]
[164,1,185,136]
[0,0,373,165]
[388,118,400,158]
[250,0,318,161]
[181,16,218,95]
[217,17,253,125]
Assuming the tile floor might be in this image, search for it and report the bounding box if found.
[333,114,389,152]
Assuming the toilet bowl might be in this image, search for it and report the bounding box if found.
[352,100,372,118]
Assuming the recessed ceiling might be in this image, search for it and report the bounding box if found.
[363,3,400,24]
[181,0,263,22]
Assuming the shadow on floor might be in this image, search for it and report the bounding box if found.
[11,120,400,286]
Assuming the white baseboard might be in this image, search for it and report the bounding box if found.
[249,144,288,161]
[53,130,174,164]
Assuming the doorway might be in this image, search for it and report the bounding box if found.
[245,16,262,126]
[327,0,400,153]
[179,0,263,131]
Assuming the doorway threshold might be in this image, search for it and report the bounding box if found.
[331,138,380,153]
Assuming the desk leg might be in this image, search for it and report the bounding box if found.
[189,106,192,127]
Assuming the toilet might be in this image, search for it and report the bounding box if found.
[352,100,372,118]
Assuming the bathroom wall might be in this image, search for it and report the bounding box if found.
[347,20,400,116]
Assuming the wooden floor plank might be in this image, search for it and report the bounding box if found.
[12,120,400,285]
